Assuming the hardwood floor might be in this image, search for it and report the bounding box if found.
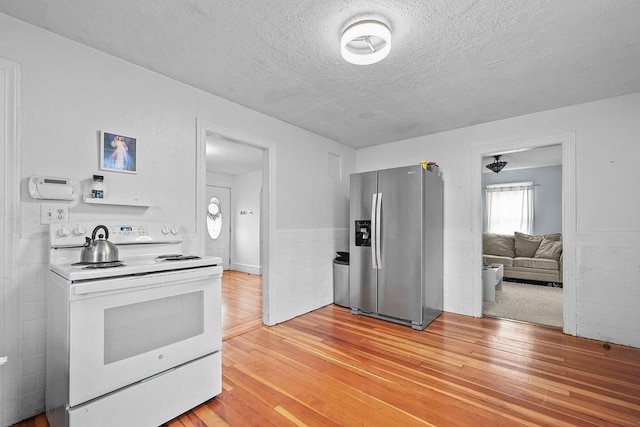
[163,307,639,426]
[221,270,263,341]
[13,279,640,426]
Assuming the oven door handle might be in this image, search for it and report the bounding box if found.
[70,267,222,297]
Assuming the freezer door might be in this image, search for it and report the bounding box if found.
[377,165,423,322]
[349,171,377,312]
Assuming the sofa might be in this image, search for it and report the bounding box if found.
[483,232,563,284]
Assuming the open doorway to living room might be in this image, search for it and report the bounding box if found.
[481,144,563,327]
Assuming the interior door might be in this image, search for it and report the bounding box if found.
[205,185,231,269]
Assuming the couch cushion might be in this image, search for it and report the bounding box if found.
[514,232,562,257]
[534,238,563,260]
[514,232,542,257]
[483,255,513,267]
[483,233,515,258]
[513,257,559,271]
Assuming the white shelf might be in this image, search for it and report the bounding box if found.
[83,195,152,207]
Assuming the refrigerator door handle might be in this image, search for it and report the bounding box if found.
[375,192,382,269]
[371,193,378,269]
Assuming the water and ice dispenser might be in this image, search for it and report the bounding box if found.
[355,220,371,247]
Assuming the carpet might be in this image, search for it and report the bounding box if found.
[483,281,563,327]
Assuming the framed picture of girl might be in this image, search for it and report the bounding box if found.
[100,131,137,174]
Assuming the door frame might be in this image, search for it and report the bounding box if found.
[196,118,276,325]
[471,132,577,335]
[1,58,20,426]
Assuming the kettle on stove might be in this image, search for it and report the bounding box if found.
[81,225,119,263]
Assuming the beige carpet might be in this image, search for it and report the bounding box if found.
[483,281,563,327]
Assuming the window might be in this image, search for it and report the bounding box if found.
[485,182,533,235]
[206,197,222,239]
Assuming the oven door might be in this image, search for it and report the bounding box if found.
[68,266,222,407]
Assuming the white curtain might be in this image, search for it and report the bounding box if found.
[486,182,534,234]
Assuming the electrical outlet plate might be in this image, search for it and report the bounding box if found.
[40,204,68,224]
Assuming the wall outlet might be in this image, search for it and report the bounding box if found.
[40,204,68,224]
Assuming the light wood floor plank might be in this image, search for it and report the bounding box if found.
[221,270,263,341]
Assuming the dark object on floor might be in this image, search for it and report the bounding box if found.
[504,277,563,288]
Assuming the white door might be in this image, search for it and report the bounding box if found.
[205,186,231,269]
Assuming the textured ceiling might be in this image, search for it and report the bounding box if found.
[1,0,639,148]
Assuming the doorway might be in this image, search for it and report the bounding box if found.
[197,119,273,326]
[471,133,577,335]
[481,145,563,327]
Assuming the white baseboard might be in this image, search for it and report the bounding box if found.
[230,263,262,275]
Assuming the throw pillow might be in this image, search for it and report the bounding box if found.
[535,238,563,260]
[514,232,543,258]
[483,233,515,258]
[542,233,562,241]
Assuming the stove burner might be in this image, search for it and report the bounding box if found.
[157,255,201,261]
[72,261,125,269]
[85,262,125,269]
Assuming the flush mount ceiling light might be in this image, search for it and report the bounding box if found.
[486,155,508,174]
[341,19,391,65]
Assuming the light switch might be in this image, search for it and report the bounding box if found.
[40,204,68,224]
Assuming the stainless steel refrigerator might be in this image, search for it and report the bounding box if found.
[349,165,443,330]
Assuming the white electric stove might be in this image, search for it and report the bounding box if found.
[46,221,223,427]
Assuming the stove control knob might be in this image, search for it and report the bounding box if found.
[170,226,178,235]
[161,225,169,235]
[57,225,71,237]
[73,225,86,236]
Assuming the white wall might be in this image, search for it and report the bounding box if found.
[231,170,262,274]
[357,92,640,349]
[206,171,233,188]
[482,165,563,234]
[0,13,354,424]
